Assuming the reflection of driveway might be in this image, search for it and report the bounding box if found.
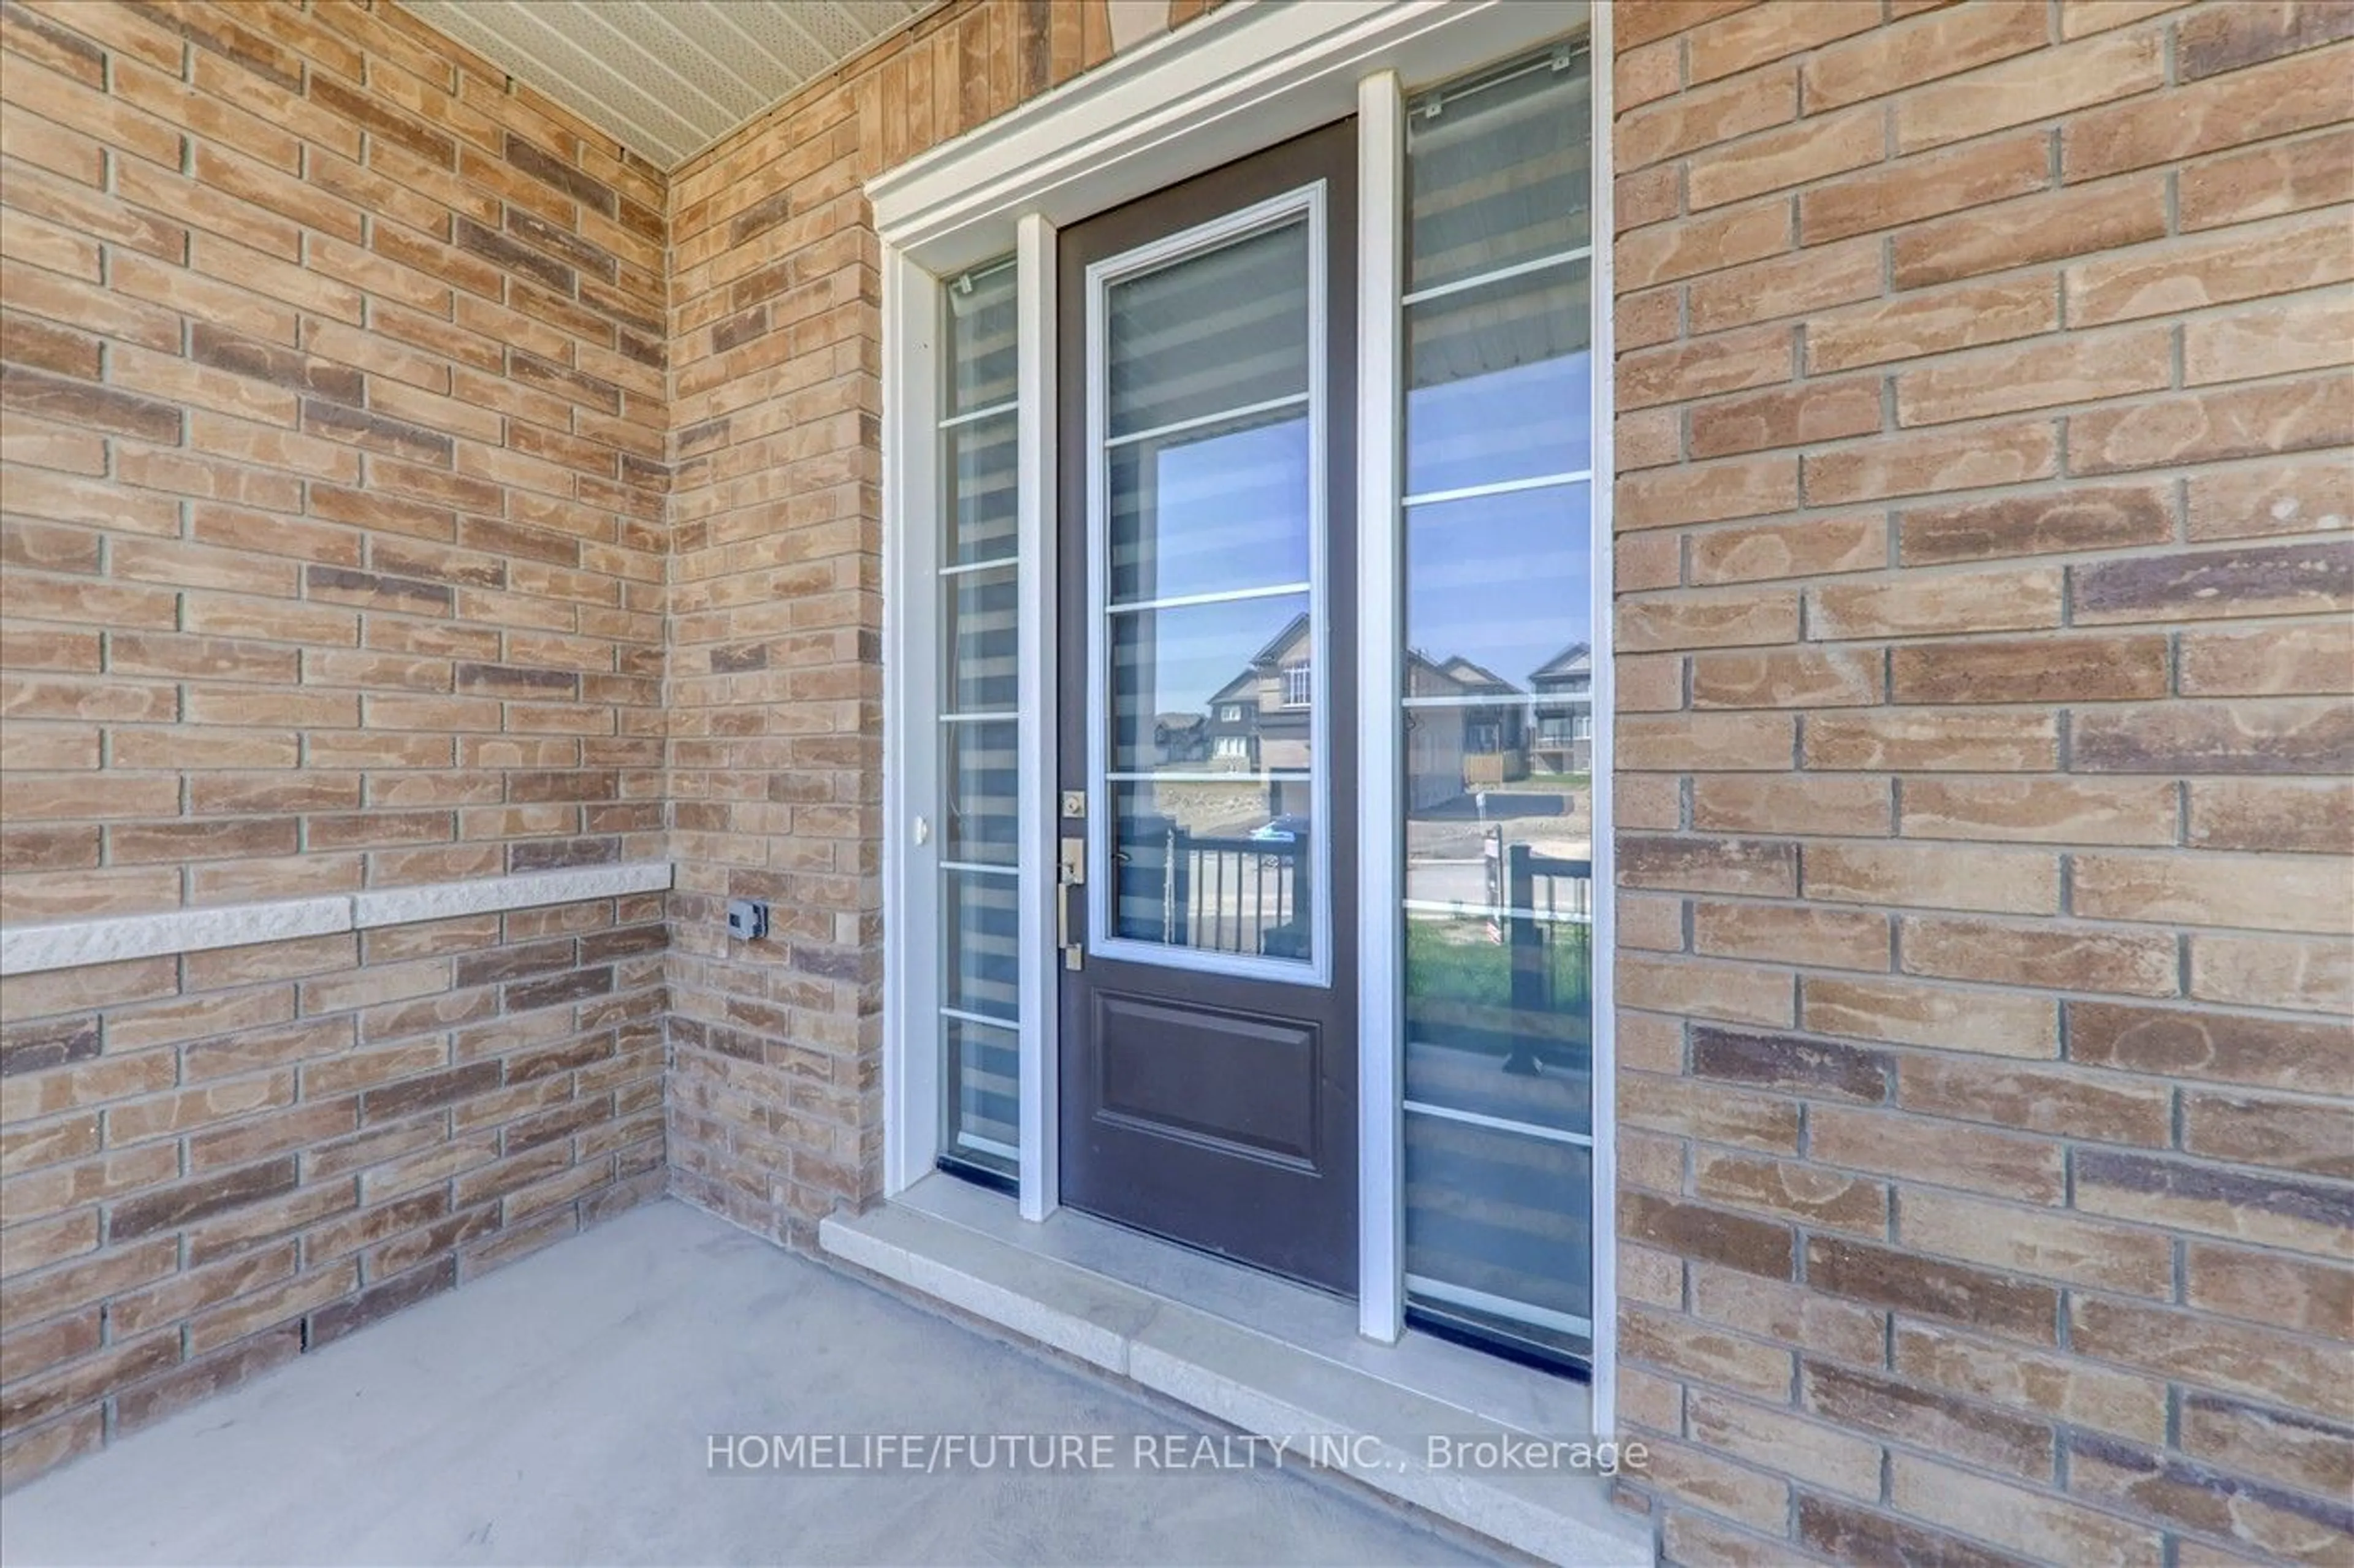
[1414,791,1569,821]
[1405,786,1593,911]
[1406,851,1593,911]
[1410,791,1589,871]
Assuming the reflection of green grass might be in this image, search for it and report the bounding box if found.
[1520,771,1591,792]
[1406,917,1593,1015]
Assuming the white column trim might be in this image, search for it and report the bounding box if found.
[882,244,945,1197]
[1586,0,1621,1439]
[1014,210,1061,1222]
[1355,67,1406,1345]
[0,861,676,976]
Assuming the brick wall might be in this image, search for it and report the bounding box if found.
[0,897,666,1480]
[0,0,670,1484]
[0,0,669,924]
[1604,3,2352,1563]
[661,1,1213,1243]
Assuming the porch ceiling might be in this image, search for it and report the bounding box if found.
[401,0,937,169]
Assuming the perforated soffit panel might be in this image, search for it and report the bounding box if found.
[403,0,936,170]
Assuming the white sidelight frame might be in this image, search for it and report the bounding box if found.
[1013,212,1061,1220]
[874,0,1615,1431]
[880,245,943,1194]
[1586,0,1620,1428]
[1082,183,1334,989]
[1355,67,1406,1343]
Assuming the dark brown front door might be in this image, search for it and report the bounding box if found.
[1054,121,1358,1293]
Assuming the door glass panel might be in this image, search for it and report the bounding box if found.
[1107,593,1312,774]
[1108,780,1312,957]
[1109,409,1310,604]
[940,256,1022,1182]
[1406,263,1592,497]
[1401,44,1596,1365]
[1107,219,1309,437]
[1095,205,1322,975]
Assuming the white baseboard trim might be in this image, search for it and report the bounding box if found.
[0,861,675,977]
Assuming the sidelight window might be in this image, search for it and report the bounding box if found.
[939,257,1023,1181]
[1396,44,1598,1366]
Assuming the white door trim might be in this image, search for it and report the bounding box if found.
[880,245,942,1198]
[1354,66,1406,1345]
[871,0,1610,1431]
[1584,0,1620,1436]
[1013,211,1061,1220]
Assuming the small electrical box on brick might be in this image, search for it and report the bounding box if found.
[725,899,769,941]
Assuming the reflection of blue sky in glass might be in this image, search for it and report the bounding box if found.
[1405,484,1591,690]
[1110,593,1308,762]
[1110,414,1309,604]
[1407,348,1592,497]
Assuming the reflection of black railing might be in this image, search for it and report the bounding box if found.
[1165,829,1308,959]
[1485,831,1592,1073]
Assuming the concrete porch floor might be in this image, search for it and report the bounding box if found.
[0,1200,1490,1567]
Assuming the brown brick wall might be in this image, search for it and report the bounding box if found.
[0,0,670,1486]
[0,889,668,1482]
[1606,3,2353,1563]
[0,0,670,925]
[661,1,1209,1242]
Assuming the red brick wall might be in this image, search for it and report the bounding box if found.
[0,0,669,1485]
[1604,2,2352,1562]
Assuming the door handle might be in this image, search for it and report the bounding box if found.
[1057,838,1086,970]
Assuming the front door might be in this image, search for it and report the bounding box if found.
[1055,122,1359,1293]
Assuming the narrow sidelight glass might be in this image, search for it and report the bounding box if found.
[940,257,1022,1179]
[1398,44,1599,1366]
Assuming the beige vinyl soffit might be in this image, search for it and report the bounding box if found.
[402,0,937,169]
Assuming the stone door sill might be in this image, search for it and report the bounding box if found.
[818,1176,1648,1565]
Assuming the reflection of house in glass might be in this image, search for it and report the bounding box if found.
[1529,640,1593,774]
[1192,620,1591,816]
[1152,711,1208,764]
[1203,613,1314,816]
[1405,652,1530,808]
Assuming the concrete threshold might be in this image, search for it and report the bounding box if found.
[820,1178,1650,1567]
